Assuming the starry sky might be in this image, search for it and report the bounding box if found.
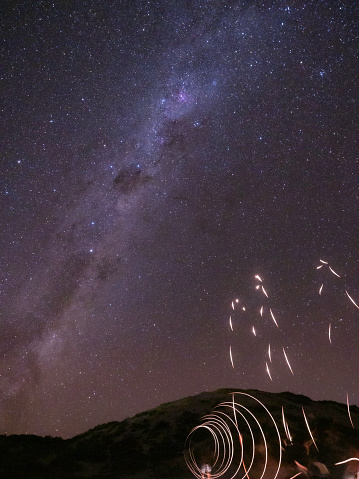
[1,0,358,438]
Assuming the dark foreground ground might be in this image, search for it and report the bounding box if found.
[0,389,358,479]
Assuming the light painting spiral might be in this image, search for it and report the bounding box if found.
[184,392,282,479]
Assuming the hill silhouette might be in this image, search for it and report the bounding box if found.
[0,389,358,478]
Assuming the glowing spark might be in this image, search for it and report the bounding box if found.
[282,406,292,443]
[283,347,294,375]
[319,283,323,295]
[316,265,323,269]
[346,290,359,309]
[229,316,233,331]
[232,301,235,310]
[320,259,328,264]
[256,285,260,289]
[335,458,359,465]
[270,308,279,327]
[242,306,246,311]
[262,285,268,298]
[266,362,273,381]
[255,275,263,282]
[328,323,331,344]
[329,266,340,277]
[288,473,303,479]
[347,393,355,429]
[230,346,234,368]
[252,326,256,336]
[302,407,319,451]
[268,343,272,362]
[235,298,239,303]
[260,306,264,316]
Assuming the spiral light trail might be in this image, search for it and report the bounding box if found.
[185,392,282,479]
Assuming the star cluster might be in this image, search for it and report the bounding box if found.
[1,1,358,438]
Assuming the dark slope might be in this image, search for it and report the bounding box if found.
[0,389,358,479]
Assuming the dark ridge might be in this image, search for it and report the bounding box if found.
[0,389,358,479]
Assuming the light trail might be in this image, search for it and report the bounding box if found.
[329,266,340,277]
[335,458,359,465]
[219,262,357,479]
[231,394,250,479]
[281,406,292,443]
[302,407,318,452]
[230,346,234,368]
[347,393,355,429]
[283,347,294,375]
[185,392,282,479]
[288,473,303,479]
[270,308,279,328]
[266,362,273,381]
[346,290,359,309]
[238,433,250,479]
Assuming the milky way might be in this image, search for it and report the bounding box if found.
[1,1,358,437]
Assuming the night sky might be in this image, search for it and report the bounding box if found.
[1,0,358,439]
